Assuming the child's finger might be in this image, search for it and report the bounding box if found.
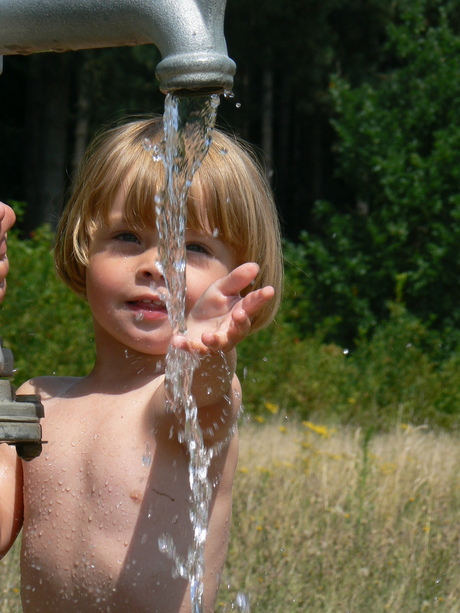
[240,285,275,319]
[0,203,16,234]
[171,333,206,354]
[215,263,260,297]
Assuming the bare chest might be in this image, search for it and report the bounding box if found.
[20,394,193,612]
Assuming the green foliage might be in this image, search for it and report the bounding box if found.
[283,221,376,344]
[1,224,94,386]
[298,0,460,344]
[238,295,460,430]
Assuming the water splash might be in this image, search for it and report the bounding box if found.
[146,93,219,612]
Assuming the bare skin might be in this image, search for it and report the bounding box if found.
[0,202,15,301]
[0,199,274,612]
[17,370,239,613]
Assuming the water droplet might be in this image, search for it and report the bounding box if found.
[235,592,250,612]
[142,442,152,467]
[158,533,175,556]
[235,102,242,108]
[143,137,154,152]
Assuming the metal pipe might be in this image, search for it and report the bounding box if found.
[0,0,236,94]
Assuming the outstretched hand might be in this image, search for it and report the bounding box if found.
[0,203,16,303]
[172,263,274,354]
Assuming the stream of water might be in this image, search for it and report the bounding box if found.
[145,93,220,613]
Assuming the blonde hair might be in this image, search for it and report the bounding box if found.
[55,116,283,332]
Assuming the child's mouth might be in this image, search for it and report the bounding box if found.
[127,299,168,319]
[131,299,164,308]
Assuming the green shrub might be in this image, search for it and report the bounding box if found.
[238,299,460,429]
[1,224,94,386]
[287,0,460,346]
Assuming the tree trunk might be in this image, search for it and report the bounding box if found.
[71,54,92,179]
[261,63,274,184]
[22,54,71,233]
[276,75,291,224]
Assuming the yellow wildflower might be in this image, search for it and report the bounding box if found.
[380,462,398,475]
[302,421,335,438]
[264,402,279,414]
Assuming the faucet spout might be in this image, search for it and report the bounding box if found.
[0,0,236,94]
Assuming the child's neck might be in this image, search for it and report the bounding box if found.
[88,346,166,392]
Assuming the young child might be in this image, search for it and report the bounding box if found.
[0,116,283,612]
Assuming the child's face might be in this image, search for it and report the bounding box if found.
[85,188,237,357]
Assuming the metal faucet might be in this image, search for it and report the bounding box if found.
[0,0,236,94]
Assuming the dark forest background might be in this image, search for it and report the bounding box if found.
[0,0,392,235]
[2,0,460,409]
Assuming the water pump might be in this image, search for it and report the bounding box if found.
[0,0,236,94]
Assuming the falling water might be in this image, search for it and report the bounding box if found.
[145,93,219,613]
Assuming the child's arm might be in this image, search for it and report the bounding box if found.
[0,444,23,558]
[168,263,274,441]
[0,202,16,302]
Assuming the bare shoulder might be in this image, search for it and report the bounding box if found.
[16,376,81,401]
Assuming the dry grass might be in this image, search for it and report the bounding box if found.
[218,418,460,612]
[2,420,459,612]
[0,538,20,613]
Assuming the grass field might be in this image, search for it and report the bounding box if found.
[1,419,459,612]
[219,418,460,612]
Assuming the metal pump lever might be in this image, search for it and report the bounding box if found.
[0,340,44,461]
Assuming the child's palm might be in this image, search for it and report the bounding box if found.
[174,263,274,353]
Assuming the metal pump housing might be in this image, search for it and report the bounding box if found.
[0,0,236,94]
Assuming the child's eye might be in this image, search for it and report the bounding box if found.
[186,243,211,256]
[114,232,140,244]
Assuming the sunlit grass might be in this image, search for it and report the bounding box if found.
[0,538,21,613]
[2,420,459,612]
[218,418,460,612]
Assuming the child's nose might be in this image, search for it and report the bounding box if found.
[136,248,163,281]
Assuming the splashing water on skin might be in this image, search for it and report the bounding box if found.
[145,93,220,613]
